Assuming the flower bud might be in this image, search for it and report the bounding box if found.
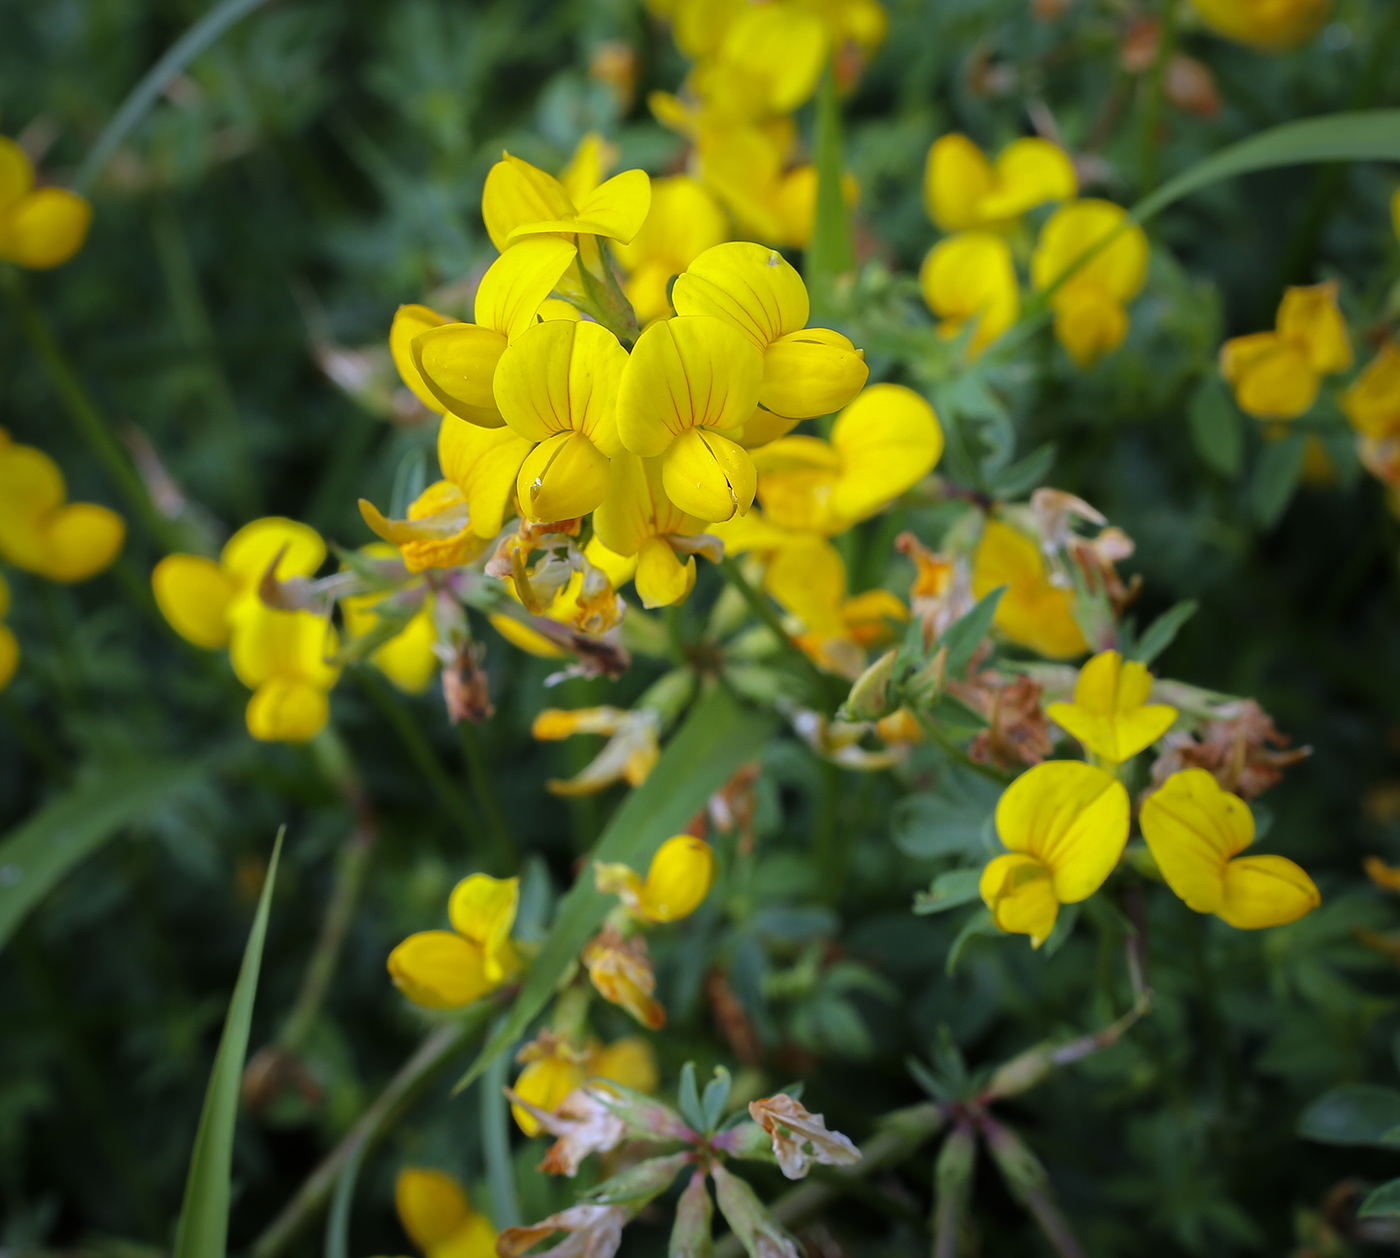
[841,647,899,721]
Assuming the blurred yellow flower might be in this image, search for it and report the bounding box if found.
[924,134,1076,233]
[558,132,618,206]
[1046,649,1177,763]
[980,760,1131,946]
[610,175,728,322]
[230,603,340,742]
[918,232,1020,357]
[0,574,17,692]
[1141,768,1321,928]
[1186,0,1330,50]
[592,454,708,607]
[387,874,520,1010]
[1343,341,1400,441]
[394,1168,497,1258]
[596,835,717,923]
[512,1038,588,1137]
[0,137,92,269]
[531,704,661,794]
[582,925,666,1029]
[1220,282,1352,420]
[0,430,124,583]
[1032,200,1149,367]
[341,548,440,695]
[972,519,1088,660]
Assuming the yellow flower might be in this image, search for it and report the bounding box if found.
[152,517,324,650]
[980,760,1131,947]
[684,2,830,122]
[490,538,635,658]
[671,242,868,425]
[1220,282,1353,420]
[532,704,661,794]
[1343,341,1400,441]
[582,925,667,1029]
[437,415,533,540]
[919,232,1020,357]
[559,132,618,206]
[1141,768,1321,928]
[387,874,520,1010]
[482,152,651,254]
[588,1035,659,1094]
[592,454,708,607]
[1186,0,1330,49]
[0,574,17,692]
[403,236,580,426]
[1031,200,1149,367]
[341,547,440,695]
[395,1168,497,1258]
[924,134,1076,233]
[230,602,340,742]
[972,519,1088,660]
[610,175,728,323]
[512,1039,588,1137]
[595,835,717,923]
[1046,650,1178,763]
[0,430,124,582]
[0,137,92,269]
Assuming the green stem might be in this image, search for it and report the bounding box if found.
[458,721,518,875]
[808,61,855,315]
[912,710,1015,785]
[717,557,818,680]
[481,1021,521,1229]
[1136,0,1178,194]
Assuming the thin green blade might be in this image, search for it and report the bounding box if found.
[173,829,284,1258]
[454,686,775,1093]
[806,63,855,312]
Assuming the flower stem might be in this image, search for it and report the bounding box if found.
[458,719,519,875]
[481,1018,522,1228]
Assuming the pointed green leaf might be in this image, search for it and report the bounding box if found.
[1130,600,1199,667]
[1251,431,1306,529]
[805,64,854,310]
[1187,378,1243,478]
[939,586,1007,676]
[1360,1178,1400,1219]
[1298,1083,1400,1147]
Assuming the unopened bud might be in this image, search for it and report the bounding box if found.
[584,1151,691,1207]
[711,1165,799,1258]
[982,1042,1057,1101]
[905,644,948,707]
[670,1169,714,1258]
[933,1125,976,1252]
[841,648,898,721]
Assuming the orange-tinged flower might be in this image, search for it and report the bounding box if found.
[1342,341,1400,441]
[748,1094,861,1180]
[971,519,1088,660]
[531,704,661,795]
[582,925,666,1029]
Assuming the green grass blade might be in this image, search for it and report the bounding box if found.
[0,758,212,951]
[454,686,775,1093]
[173,828,284,1258]
[806,63,855,312]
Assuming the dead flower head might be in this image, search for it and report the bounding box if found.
[1150,699,1310,800]
[583,926,666,1030]
[496,1203,629,1258]
[747,1094,862,1181]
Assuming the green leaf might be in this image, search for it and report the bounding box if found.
[1130,600,1199,667]
[987,443,1057,500]
[174,829,283,1258]
[894,765,1001,861]
[1251,431,1307,529]
[946,908,999,976]
[805,63,854,310]
[939,586,1007,676]
[1187,378,1243,478]
[914,869,984,916]
[1360,1178,1400,1218]
[1297,1084,1400,1147]
[0,757,212,952]
[454,685,776,1092]
[701,1066,732,1133]
[678,1061,706,1133]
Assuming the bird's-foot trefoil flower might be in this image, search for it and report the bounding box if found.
[595,834,717,923]
[1186,0,1330,49]
[582,924,666,1029]
[0,136,92,269]
[1046,649,1178,763]
[919,231,1021,358]
[394,1167,497,1258]
[924,133,1077,233]
[972,519,1088,660]
[0,574,17,692]
[532,704,662,795]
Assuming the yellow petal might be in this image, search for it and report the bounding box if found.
[512,1056,586,1136]
[1218,855,1321,929]
[1139,767,1254,914]
[639,835,717,922]
[412,323,509,425]
[924,134,995,232]
[980,138,1077,221]
[374,606,439,694]
[568,168,653,244]
[0,622,17,692]
[593,453,704,556]
[661,426,756,522]
[1,188,92,269]
[589,1037,659,1094]
[611,175,728,299]
[717,2,828,113]
[387,930,493,1009]
[1342,341,1400,440]
[490,613,568,659]
[918,232,1020,356]
[429,1212,497,1258]
[516,429,613,522]
[1045,649,1177,762]
[765,536,848,637]
[482,154,576,255]
[635,535,695,608]
[559,131,616,205]
[1187,0,1330,49]
[473,236,579,341]
[0,438,65,571]
[153,554,236,649]
[826,384,944,523]
[1050,285,1129,368]
[35,503,124,582]
[995,760,1130,901]
[1276,281,1352,376]
[671,242,810,351]
[759,328,868,420]
[390,305,453,415]
[980,852,1060,947]
[1222,334,1318,419]
[395,1169,470,1251]
[245,678,330,743]
[493,318,626,449]
[221,517,326,591]
[0,138,34,208]
[448,873,520,983]
[230,606,339,690]
[1032,200,1148,303]
[438,415,531,538]
[972,519,1087,659]
[735,407,802,449]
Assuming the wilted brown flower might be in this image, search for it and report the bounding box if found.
[747,1094,861,1180]
[505,1084,628,1177]
[948,671,1054,770]
[1149,699,1310,799]
[583,926,666,1030]
[496,1203,629,1258]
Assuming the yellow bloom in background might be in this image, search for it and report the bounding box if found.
[596,834,717,923]
[924,134,1076,233]
[610,175,728,323]
[588,1035,659,1094]
[1032,200,1149,367]
[0,137,92,269]
[493,319,628,522]
[395,1168,497,1258]
[1220,282,1352,420]
[481,152,650,254]
[153,516,325,650]
[512,1039,588,1136]
[230,603,340,742]
[1342,341,1400,441]
[616,315,763,521]
[685,3,829,124]
[0,430,124,582]
[672,242,868,426]
[341,547,440,695]
[592,454,709,607]
[387,874,520,1010]
[1186,0,1330,50]
[532,704,660,794]
[405,236,579,426]
[919,232,1020,357]
[1046,650,1177,763]
[0,574,17,692]
[1141,768,1321,928]
[972,519,1088,660]
[980,760,1131,946]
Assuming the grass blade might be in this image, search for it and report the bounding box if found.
[806,63,855,312]
[174,828,284,1258]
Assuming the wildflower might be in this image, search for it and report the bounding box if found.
[340,549,440,695]
[559,132,618,206]
[387,874,520,1009]
[596,835,717,923]
[0,574,16,692]
[1186,0,1330,50]
[582,925,666,1029]
[946,672,1054,770]
[508,1082,629,1175]
[1046,649,1177,763]
[491,539,634,659]
[972,519,1088,660]
[1342,340,1400,440]
[611,175,728,323]
[482,153,651,255]
[1031,199,1149,367]
[1141,768,1321,928]
[0,136,92,269]
[394,1168,497,1258]
[924,133,1076,233]
[751,384,944,535]
[360,480,492,574]
[512,1036,591,1137]
[532,705,661,795]
[896,532,973,641]
[671,243,868,425]
[589,1035,659,1095]
[748,1094,861,1180]
[229,603,340,742]
[980,760,1131,946]
[1220,282,1352,420]
[0,430,124,582]
[437,414,533,541]
[919,232,1020,357]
